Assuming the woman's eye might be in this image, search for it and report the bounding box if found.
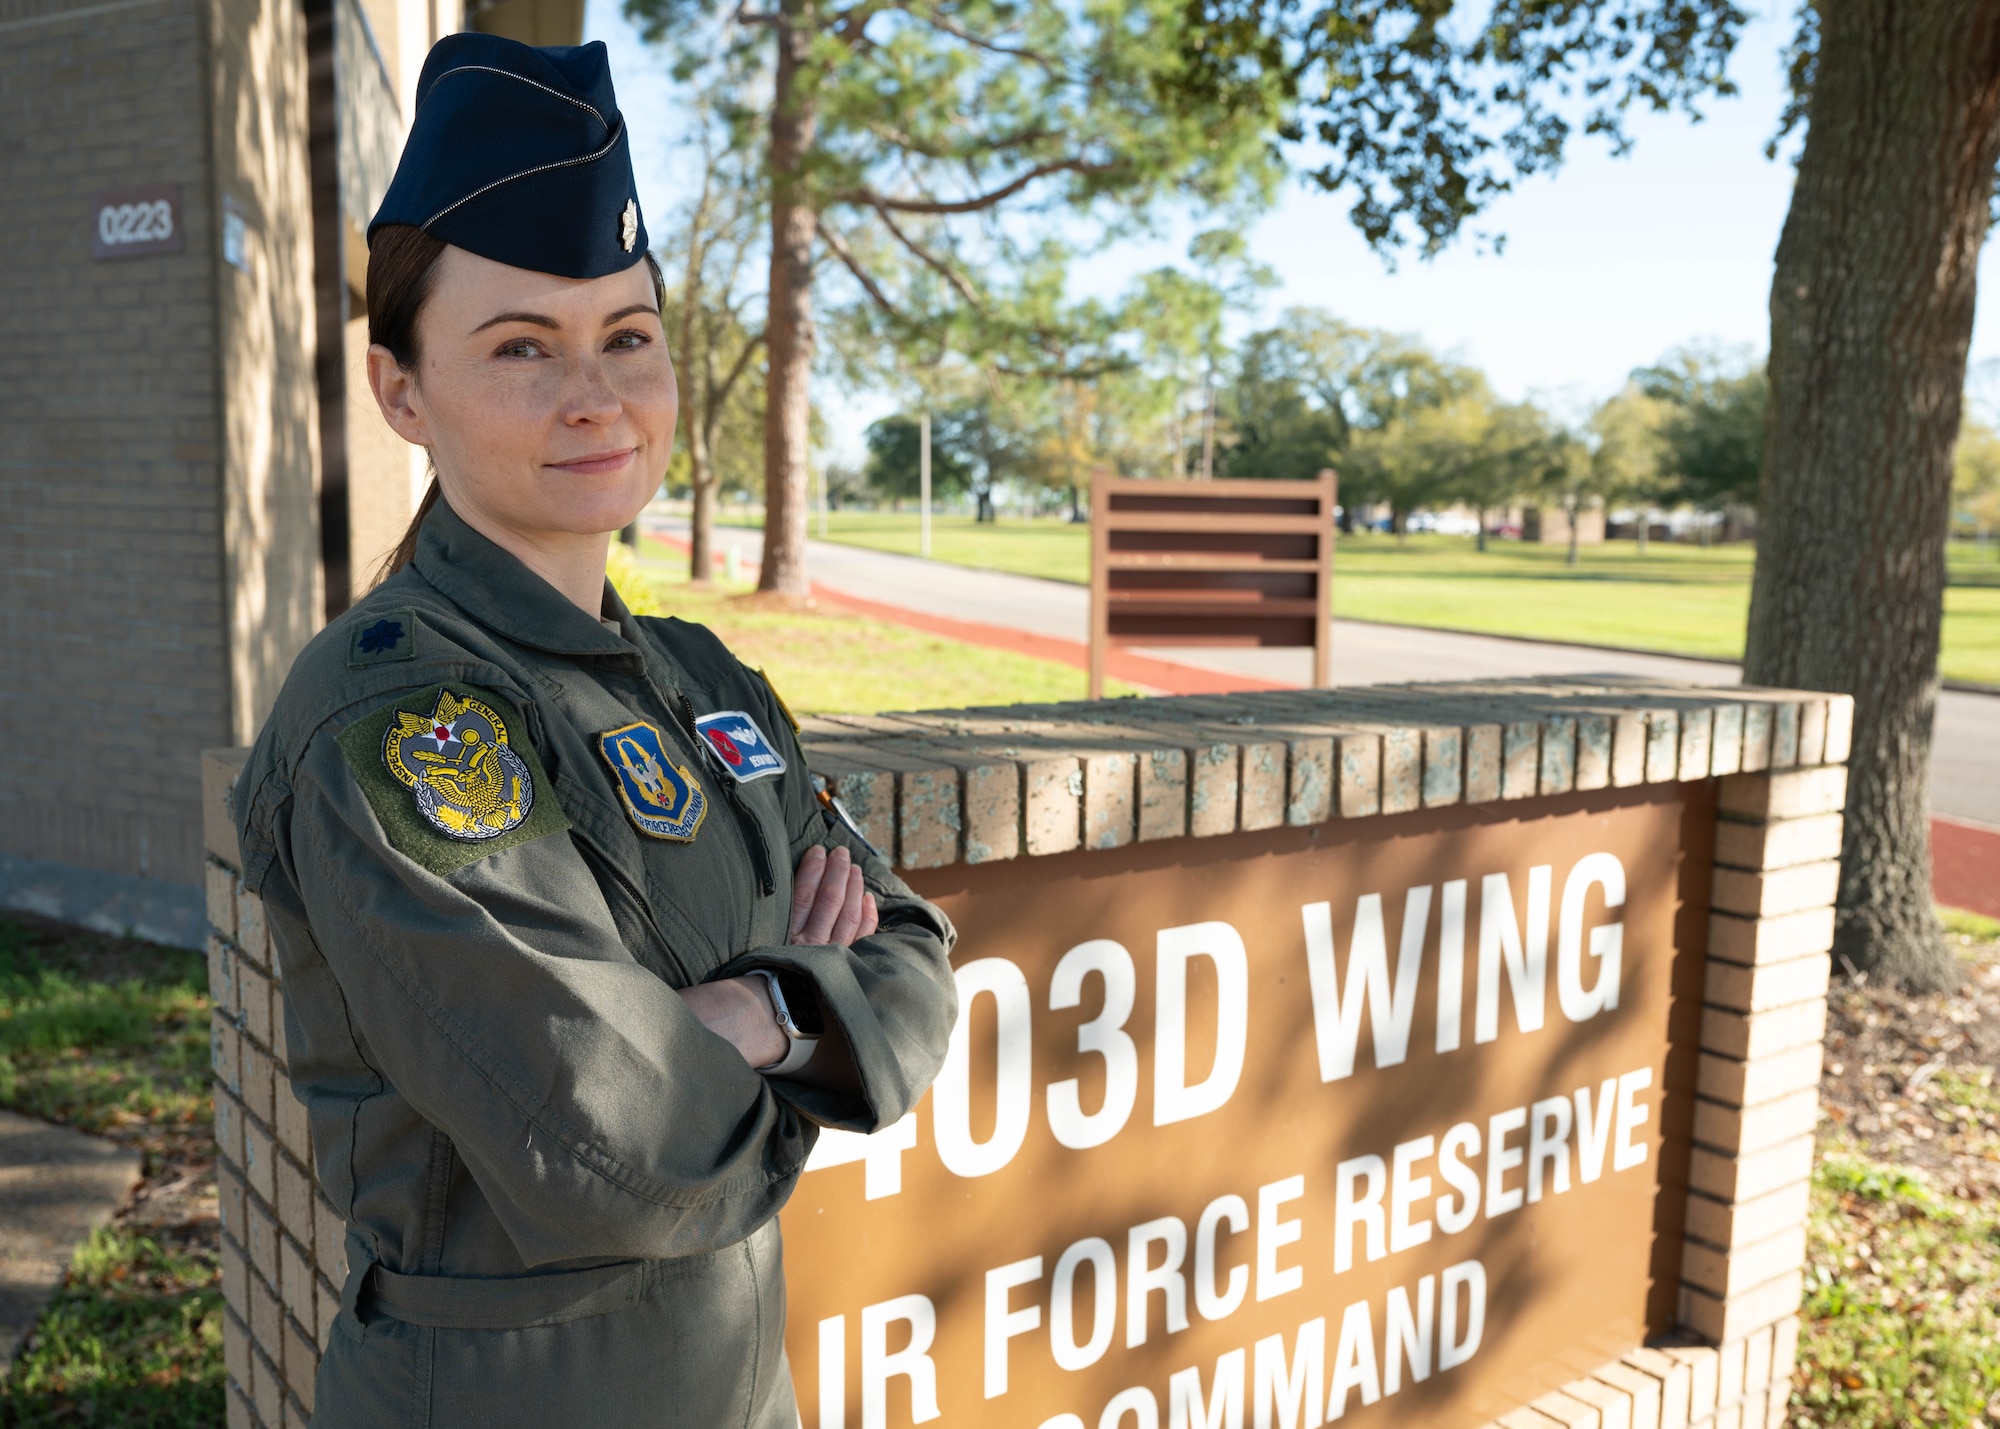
[496,339,541,359]
[607,330,651,351]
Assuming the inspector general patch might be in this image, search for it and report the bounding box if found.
[337,684,570,876]
[598,722,706,841]
[693,709,786,783]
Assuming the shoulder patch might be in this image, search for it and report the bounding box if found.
[336,684,570,877]
[753,667,801,734]
[348,611,418,667]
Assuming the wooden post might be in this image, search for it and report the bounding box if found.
[919,411,932,559]
[1314,467,1337,688]
[1088,473,1110,699]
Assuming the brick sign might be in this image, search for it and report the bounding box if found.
[784,786,1708,1429]
[90,183,184,261]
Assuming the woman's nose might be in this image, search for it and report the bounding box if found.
[562,354,622,425]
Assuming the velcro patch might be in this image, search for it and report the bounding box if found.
[694,709,787,783]
[348,611,418,667]
[337,684,570,877]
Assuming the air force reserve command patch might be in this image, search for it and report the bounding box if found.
[598,722,706,840]
[693,710,786,783]
[336,684,570,877]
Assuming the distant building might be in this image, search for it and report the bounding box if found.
[1522,503,1606,547]
[1,0,582,943]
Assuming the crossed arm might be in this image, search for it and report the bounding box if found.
[677,843,879,1080]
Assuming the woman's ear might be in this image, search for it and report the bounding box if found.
[367,344,430,447]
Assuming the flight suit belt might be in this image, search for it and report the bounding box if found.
[359,1258,648,1330]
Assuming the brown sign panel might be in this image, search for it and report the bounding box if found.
[782,785,1711,1429]
[89,184,184,261]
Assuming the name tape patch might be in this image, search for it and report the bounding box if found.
[693,710,786,783]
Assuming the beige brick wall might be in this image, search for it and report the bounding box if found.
[0,0,227,886]
[0,0,321,894]
[207,749,341,1428]
[203,0,324,743]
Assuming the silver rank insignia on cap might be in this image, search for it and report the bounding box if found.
[620,199,638,253]
[598,721,705,840]
[383,689,535,841]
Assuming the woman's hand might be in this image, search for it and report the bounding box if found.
[788,844,878,946]
[677,977,787,1070]
[681,843,878,1071]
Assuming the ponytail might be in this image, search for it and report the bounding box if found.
[375,472,442,585]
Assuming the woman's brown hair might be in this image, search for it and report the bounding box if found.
[368,226,669,585]
[369,224,451,584]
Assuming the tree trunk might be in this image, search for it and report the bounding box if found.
[1636,511,1649,556]
[1476,508,1489,553]
[688,410,716,586]
[1745,0,2000,990]
[1566,501,1580,567]
[1200,370,1216,480]
[758,13,818,597]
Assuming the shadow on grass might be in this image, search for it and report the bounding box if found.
[0,918,222,1428]
[0,1227,224,1429]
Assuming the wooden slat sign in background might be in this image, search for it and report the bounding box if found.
[1088,474,1338,697]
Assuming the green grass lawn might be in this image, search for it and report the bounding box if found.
[803,513,2000,686]
[0,915,223,1428]
[611,544,1133,710]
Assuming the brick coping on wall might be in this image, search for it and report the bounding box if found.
[200,675,1849,1429]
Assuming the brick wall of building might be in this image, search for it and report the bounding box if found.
[0,0,228,887]
[0,0,321,898]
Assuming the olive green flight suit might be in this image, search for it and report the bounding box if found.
[232,500,958,1428]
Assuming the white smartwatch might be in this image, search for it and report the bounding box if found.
[751,970,822,1077]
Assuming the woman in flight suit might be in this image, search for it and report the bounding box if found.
[231,31,958,1427]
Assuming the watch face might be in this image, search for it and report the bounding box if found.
[776,971,825,1036]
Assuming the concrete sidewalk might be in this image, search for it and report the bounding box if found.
[0,1111,140,1376]
[647,516,2000,828]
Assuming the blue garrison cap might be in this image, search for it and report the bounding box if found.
[368,33,648,279]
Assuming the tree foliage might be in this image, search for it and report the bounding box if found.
[1955,419,2000,536]
[1172,0,1747,253]
[628,0,1289,589]
[1633,345,1767,511]
[653,99,767,582]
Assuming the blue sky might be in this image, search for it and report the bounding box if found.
[587,1,2000,452]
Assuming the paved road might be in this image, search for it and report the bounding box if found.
[651,518,1999,826]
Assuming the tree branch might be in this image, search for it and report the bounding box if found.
[712,329,767,407]
[906,4,1057,67]
[817,221,904,319]
[838,157,1119,214]
[867,204,983,307]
